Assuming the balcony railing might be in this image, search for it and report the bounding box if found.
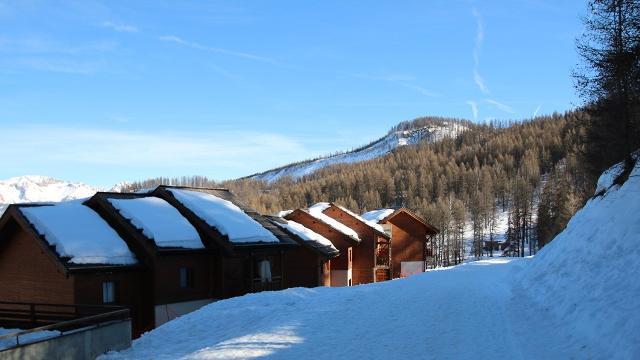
[251,276,283,292]
[0,301,129,350]
[376,243,391,267]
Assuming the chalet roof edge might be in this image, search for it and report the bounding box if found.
[327,202,391,239]
[264,215,339,258]
[379,207,440,234]
[291,208,361,244]
[155,185,231,192]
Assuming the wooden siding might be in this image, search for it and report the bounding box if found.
[0,225,74,304]
[385,211,428,279]
[285,211,352,271]
[152,253,213,305]
[322,206,385,285]
[282,247,325,288]
[74,270,152,337]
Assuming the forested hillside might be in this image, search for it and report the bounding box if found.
[125,112,593,266]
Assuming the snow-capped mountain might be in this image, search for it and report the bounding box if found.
[0,176,99,215]
[248,121,467,183]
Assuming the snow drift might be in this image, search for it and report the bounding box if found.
[518,153,640,359]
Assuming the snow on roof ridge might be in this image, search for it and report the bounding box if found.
[277,209,293,217]
[307,203,360,240]
[108,197,204,249]
[274,219,337,252]
[334,204,385,233]
[167,188,280,244]
[19,200,137,265]
[361,208,395,223]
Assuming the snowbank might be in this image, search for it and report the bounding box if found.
[20,200,137,265]
[273,219,337,251]
[168,189,279,243]
[307,203,360,240]
[108,197,204,249]
[518,156,640,359]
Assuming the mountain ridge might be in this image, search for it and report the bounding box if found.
[0,175,101,215]
[245,119,469,183]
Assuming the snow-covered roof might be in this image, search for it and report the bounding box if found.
[19,200,137,265]
[335,205,385,233]
[167,188,280,243]
[277,209,293,218]
[307,203,360,240]
[108,197,204,249]
[361,209,395,223]
[273,219,337,252]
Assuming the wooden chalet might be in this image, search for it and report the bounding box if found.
[362,208,439,278]
[0,186,298,337]
[284,203,392,286]
[313,203,392,284]
[266,215,340,288]
[282,208,359,287]
[0,202,149,336]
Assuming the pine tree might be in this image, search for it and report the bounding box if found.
[574,0,640,176]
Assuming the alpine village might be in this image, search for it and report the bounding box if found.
[0,0,639,359]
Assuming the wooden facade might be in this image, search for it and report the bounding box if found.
[283,209,358,287]
[267,215,340,288]
[283,204,392,286]
[375,208,438,278]
[320,204,391,284]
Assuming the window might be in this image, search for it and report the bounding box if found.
[257,259,272,284]
[180,267,194,288]
[348,247,353,266]
[382,224,393,238]
[102,282,115,304]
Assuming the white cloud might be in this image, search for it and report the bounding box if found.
[1,125,309,175]
[158,35,276,64]
[466,100,478,120]
[101,21,138,33]
[472,9,489,94]
[485,99,515,114]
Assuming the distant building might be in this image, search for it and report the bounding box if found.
[362,208,439,278]
[280,208,359,287]
[283,202,392,286]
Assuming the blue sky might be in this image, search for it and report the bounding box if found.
[0,0,587,187]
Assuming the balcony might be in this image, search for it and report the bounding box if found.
[250,276,283,292]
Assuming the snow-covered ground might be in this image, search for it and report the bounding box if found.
[102,156,639,360]
[517,153,640,359]
[102,258,600,360]
[249,123,466,183]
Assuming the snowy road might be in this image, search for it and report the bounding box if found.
[102,258,585,360]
